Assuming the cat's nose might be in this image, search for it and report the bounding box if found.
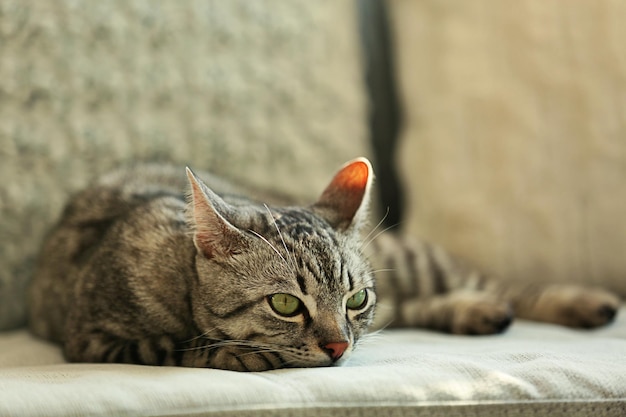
[322,341,349,361]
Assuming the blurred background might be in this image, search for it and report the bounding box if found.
[1,0,625,330]
[391,0,626,298]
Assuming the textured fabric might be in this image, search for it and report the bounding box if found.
[1,308,625,417]
[0,0,368,329]
[390,0,626,297]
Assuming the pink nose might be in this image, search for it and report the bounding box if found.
[323,341,349,360]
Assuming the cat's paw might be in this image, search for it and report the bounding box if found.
[212,347,282,372]
[450,294,514,335]
[530,285,621,329]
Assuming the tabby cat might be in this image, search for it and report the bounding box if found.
[28,158,620,371]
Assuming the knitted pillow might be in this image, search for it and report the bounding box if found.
[0,0,368,329]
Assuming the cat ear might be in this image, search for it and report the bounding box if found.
[311,157,374,232]
[186,167,250,259]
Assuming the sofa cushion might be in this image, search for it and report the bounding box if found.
[390,0,626,297]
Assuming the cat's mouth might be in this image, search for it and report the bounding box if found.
[204,336,355,371]
[286,342,354,369]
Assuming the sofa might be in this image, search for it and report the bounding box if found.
[1,1,625,416]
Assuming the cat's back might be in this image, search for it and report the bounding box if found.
[28,164,198,341]
[37,164,193,271]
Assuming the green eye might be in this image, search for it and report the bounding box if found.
[269,293,302,317]
[346,289,368,310]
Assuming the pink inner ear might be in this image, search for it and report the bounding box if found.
[332,160,370,194]
[319,159,371,227]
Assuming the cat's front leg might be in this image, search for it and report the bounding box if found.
[208,346,284,372]
[395,290,514,335]
[507,284,620,328]
[64,331,284,370]
[63,331,209,366]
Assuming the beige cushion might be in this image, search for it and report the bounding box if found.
[390,0,626,296]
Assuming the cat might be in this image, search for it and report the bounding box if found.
[28,158,621,371]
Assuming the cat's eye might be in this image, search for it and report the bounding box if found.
[268,293,302,317]
[346,289,368,310]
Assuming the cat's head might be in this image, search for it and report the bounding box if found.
[186,158,376,371]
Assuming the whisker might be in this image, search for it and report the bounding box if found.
[361,207,390,246]
[264,204,298,273]
[355,323,394,347]
[179,328,217,344]
[360,222,402,252]
[177,338,320,368]
[248,229,290,268]
[370,268,397,275]
[236,348,286,358]
[368,321,394,334]
[176,337,248,352]
[177,341,249,352]
[177,337,293,353]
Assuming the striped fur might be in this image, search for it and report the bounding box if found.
[28,159,621,371]
[29,160,375,371]
[367,233,620,334]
